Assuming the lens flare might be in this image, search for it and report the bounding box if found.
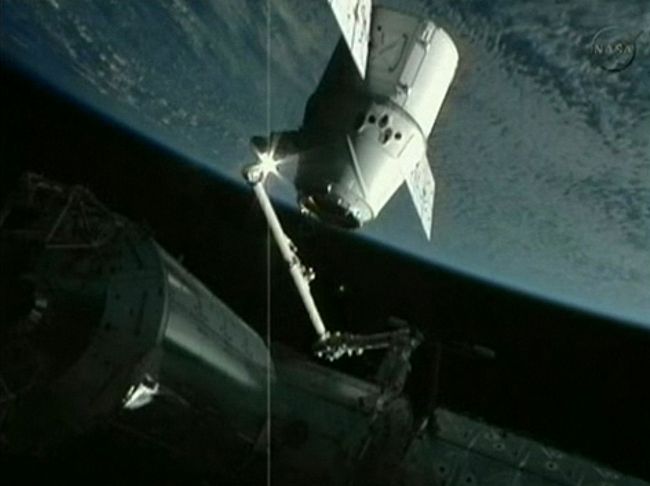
[252,135,296,189]
[256,151,281,179]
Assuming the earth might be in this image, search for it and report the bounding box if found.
[1,0,649,326]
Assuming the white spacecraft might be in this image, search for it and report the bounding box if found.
[245,2,459,351]
[252,2,459,239]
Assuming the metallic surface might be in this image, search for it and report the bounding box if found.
[294,7,457,237]
[404,409,649,486]
[0,174,270,452]
[1,175,646,484]
[244,165,328,338]
[327,0,371,78]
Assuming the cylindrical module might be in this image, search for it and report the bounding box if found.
[0,174,271,457]
[295,6,458,232]
[0,175,390,484]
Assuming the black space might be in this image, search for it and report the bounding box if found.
[2,62,649,482]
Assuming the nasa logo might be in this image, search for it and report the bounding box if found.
[590,26,638,72]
